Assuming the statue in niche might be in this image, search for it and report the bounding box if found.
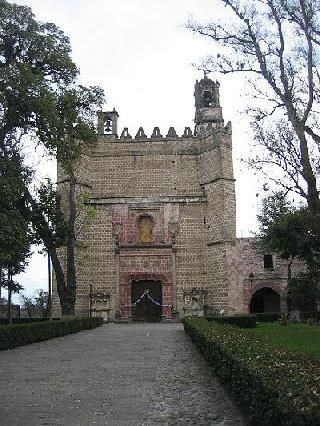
[138,216,154,243]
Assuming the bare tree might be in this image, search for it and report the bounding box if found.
[187,0,320,234]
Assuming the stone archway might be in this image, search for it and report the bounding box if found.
[131,280,162,322]
[250,287,280,313]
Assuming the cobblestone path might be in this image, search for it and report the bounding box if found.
[0,323,245,425]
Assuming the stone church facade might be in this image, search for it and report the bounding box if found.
[53,76,297,320]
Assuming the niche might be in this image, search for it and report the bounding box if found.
[138,215,154,243]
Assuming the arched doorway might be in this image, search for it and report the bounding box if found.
[131,280,162,321]
[250,287,280,313]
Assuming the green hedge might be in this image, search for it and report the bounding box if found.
[0,318,58,325]
[182,317,320,425]
[254,312,320,323]
[205,314,256,328]
[255,312,281,322]
[0,317,103,351]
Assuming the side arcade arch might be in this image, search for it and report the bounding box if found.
[250,287,280,313]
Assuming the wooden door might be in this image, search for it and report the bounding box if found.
[131,280,162,321]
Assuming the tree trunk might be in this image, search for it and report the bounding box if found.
[64,174,77,317]
[49,246,72,316]
[290,125,320,238]
[7,269,12,325]
[25,187,74,316]
[0,266,2,301]
[46,253,52,319]
[286,256,294,313]
[288,257,293,284]
[48,174,78,318]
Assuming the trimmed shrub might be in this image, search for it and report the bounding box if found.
[255,312,281,323]
[0,318,58,325]
[182,317,320,426]
[0,317,103,351]
[301,311,320,322]
[205,314,256,328]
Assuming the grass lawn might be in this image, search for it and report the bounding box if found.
[247,322,320,358]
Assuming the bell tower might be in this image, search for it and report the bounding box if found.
[97,108,119,136]
[194,74,224,134]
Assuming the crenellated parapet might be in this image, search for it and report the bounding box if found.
[151,127,162,139]
[118,126,194,141]
[99,123,231,143]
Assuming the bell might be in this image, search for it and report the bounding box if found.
[104,119,112,133]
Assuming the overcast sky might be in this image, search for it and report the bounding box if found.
[12,0,262,296]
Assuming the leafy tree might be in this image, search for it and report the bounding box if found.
[1,275,24,324]
[0,150,31,323]
[20,289,49,317]
[0,295,7,305]
[34,289,49,317]
[0,0,77,149]
[53,86,104,315]
[0,151,31,264]
[20,294,35,318]
[258,193,320,266]
[258,192,320,310]
[257,191,291,236]
[29,86,104,315]
[188,0,320,237]
[0,0,77,315]
[258,193,300,282]
[289,272,320,311]
[0,1,105,315]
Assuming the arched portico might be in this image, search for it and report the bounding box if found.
[250,287,280,313]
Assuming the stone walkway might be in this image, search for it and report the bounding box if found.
[0,323,245,425]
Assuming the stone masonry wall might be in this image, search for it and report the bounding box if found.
[54,79,241,320]
[175,203,208,314]
[89,139,203,198]
[198,125,237,314]
[54,123,239,319]
[227,238,305,313]
[52,205,118,319]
